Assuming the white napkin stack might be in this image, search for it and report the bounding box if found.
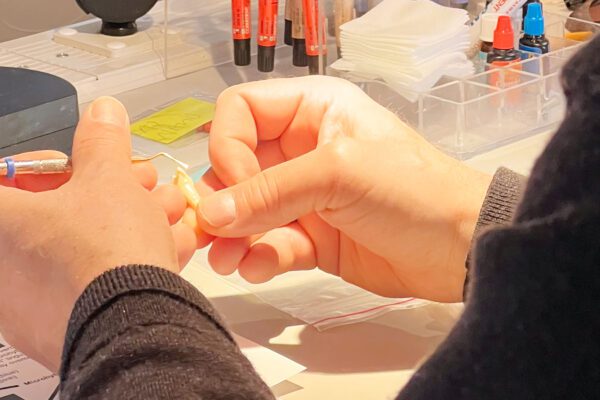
[331,0,474,100]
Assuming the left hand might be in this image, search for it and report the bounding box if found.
[0,97,196,372]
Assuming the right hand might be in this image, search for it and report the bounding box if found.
[195,77,491,302]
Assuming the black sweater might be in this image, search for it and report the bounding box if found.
[59,36,600,399]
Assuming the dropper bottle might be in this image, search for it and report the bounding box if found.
[519,3,549,55]
[522,0,540,29]
[487,15,520,66]
[480,13,501,61]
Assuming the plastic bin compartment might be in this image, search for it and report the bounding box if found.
[517,52,569,77]
[546,13,600,43]
[419,80,499,156]
[480,68,540,122]
[358,80,422,127]
[515,53,570,126]
[420,68,543,158]
[328,13,598,158]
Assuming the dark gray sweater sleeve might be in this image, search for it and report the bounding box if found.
[397,34,600,400]
[59,265,274,400]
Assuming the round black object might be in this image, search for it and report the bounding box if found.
[0,67,78,157]
[76,0,159,36]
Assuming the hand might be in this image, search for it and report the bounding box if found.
[195,77,491,303]
[0,97,196,372]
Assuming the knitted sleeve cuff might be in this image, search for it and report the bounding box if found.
[60,265,232,378]
[464,167,526,299]
[474,167,526,234]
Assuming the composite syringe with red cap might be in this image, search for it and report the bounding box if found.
[230,0,328,74]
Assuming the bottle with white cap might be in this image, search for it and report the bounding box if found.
[480,13,501,61]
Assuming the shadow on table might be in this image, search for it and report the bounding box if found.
[210,293,460,376]
[271,381,304,398]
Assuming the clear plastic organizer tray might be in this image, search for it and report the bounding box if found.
[336,13,600,159]
[157,2,598,160]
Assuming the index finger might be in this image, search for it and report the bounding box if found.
[209,76,339,186]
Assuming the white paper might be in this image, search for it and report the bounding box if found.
[210,265,428,331]
[340,0,469,39]
[333,0,474,98]
[0,337,59,400]
[234,334,305,388]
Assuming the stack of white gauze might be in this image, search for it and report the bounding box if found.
[331,0,474,100]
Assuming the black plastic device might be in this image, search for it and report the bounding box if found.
[0,67,79,158]
[75,0,159,36]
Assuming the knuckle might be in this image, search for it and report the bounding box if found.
[215,86,236,105]
[323,138,360,180]
[75,135,120,154]
[242,172,282,218]
[303,74,352,87]
[78,118,127,138]
[216,82,252,106]
[319,139,362,206]
[207,139,219,161]
[334,76,361,91]
[75,122,128,152]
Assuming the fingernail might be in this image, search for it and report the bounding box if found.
[199,193,236,227]
[90,96,129,126]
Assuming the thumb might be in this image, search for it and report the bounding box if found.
[196,147,337,237]
[71,97,131,176]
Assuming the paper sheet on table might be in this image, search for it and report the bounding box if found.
[188,254,428,331]
[0,332,304,399]
[130,97,215,144]
[0,336,59,399]
[234,334,305,388]
[332,0,473,101]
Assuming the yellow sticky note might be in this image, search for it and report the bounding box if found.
[131,98,215,144]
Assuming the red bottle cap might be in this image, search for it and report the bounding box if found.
[493,15,514,50]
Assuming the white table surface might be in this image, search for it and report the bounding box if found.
[102,65,553,399]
